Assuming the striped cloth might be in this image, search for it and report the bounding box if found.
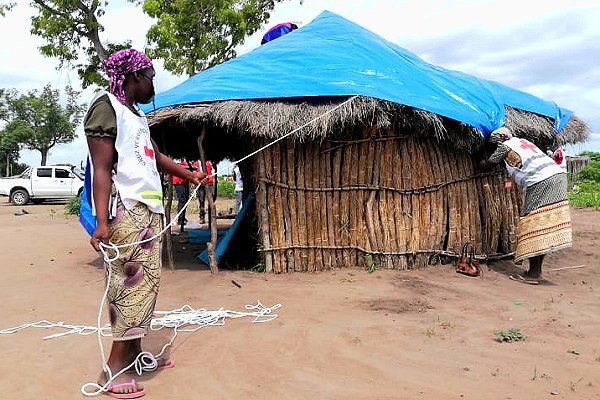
[514,200,572,262]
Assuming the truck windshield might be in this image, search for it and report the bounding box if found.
[72,167,85,180]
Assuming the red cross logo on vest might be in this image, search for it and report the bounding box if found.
[144,145,155,160]
[519,139,538,153]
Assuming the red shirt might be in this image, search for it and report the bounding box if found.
[172,160,188,185]
[193,160,214,184]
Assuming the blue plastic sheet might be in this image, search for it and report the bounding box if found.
[142,11,571,136]
[79,158,96,237]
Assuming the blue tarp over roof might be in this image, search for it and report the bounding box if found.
[143,11,571,136]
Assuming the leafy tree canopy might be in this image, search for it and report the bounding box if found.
[0,1,14,16]
[26,0,137,88]
[143,0,298,76]
[1,84,86,166]
[579,151,600,163]
[1,0,301,88]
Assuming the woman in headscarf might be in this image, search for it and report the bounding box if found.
[487,127,572,284]
[84,49,206,398]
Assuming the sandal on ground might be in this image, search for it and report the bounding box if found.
[509,274,540,285]
[104,379,145,399]
[456,262,481,277]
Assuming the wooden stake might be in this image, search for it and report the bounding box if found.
[164,178,175,271]
[161,131,175,271]
[256,150,273,273]
[550,265,586,272]
[197,128,218,274]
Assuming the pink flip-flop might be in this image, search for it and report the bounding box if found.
[156,357,175,371]
[105,379,145,399]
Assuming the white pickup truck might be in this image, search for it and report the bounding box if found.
[0,165,85,206]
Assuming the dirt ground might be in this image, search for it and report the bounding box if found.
[0,200,598,400]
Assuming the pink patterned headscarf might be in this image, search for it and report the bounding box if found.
[101,49,153,105]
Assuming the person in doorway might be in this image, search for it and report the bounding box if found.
[84,48,206,398]
[172,159,189,226]
[487,127,572,284]
[192,160,215,224]
[232,163,243,214]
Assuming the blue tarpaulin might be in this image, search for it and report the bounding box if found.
[142,10,571,135]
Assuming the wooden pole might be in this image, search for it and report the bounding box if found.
[197,128,218,274]
[256,151,273,272]
[287,142,301,271]
[164,179,175,271]
[161,131,175,271]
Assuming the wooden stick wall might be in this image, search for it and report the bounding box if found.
[254,128,520,273]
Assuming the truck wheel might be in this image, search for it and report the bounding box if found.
[10,189,30,206]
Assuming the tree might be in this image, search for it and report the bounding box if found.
[1,1,301,88]
[0,88,21,176]
[143,0,299,76]
[26,0,138,88]
[0,1,14,17]
[1,84,85,166]
[0,130,25,177]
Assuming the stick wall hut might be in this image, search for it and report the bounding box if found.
[143,11,589,272]
[148,97,588,272]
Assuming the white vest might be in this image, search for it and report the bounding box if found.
[233,165,243,191]
[104,92,164,214]
[503,137,564,187]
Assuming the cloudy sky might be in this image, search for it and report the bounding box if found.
[1,0,598,167]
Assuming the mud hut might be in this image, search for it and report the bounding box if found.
[144,11,589,272]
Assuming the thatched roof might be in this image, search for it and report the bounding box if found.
[148,96,589,161]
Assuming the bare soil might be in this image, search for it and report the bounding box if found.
[0,200,598,400]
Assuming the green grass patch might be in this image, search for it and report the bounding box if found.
[494,328,525,343]
[217,176,235,199]
[568,153,600,209]
[64,195,81,216]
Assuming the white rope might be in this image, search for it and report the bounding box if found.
[129,94,359,245]
[0,299,281,396]
[1,96,354,397]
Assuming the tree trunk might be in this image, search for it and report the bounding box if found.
[40,150,48,166]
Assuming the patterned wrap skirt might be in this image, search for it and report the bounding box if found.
[105,195,163,341]
[515,173,572,261]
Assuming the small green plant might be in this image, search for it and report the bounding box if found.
[362,253,380,273]
[494,328,525,342]
[423,317,453,337]
[64,196,81,215]
[424,325,435,337]
[250,263,266,273]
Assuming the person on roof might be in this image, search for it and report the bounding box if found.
[260,22,298,45]
[487,127,572,285]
